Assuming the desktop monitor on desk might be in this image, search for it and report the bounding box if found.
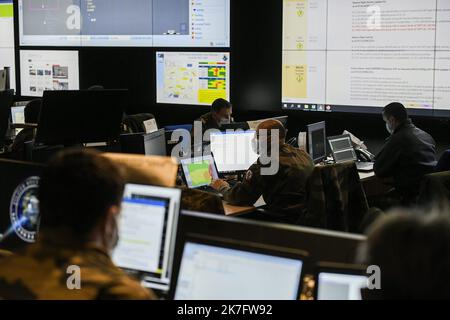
[210,131,259,173]
[173,236,306,300]
[307,121,327,164]
[120,129,167,156]
[34,90,127,146]
[112,183,181,293]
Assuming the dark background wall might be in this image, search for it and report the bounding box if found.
[13,0,450,155]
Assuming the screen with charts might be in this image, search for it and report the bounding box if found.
[112,184,181,291]
[156,52,230,106]
[210,131,259,173]
[174,242,304,300]
[282,0,450,117]
[0,0,15,91]
[181,156,219,188]
[317,272,368,300]
[20,50,80,97]
[18,0,230,47]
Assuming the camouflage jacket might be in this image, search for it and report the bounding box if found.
[220,144,315,223]
[0,230,155,300]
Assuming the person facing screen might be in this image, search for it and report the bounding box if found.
[374,102,437,206]
[359,210,450,300]
[0,149,155,300]
[210,119,314,224]
[195,98,233,133]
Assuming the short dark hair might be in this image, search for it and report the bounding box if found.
[39,148,125,237]
[383,102,408,122]
[211,98,232,113]
[363,211,450,299]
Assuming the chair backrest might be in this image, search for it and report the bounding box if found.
[436,150,450,173]
[303,162,369,233]
[181,188,225,215]
[122,113,156,134]
[417,171,450,209]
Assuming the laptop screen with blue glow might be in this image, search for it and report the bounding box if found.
[175,242,303,300]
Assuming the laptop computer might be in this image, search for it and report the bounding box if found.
[180,155,222,195]
[327,135,374,172]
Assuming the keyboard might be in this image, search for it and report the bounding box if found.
[356,162,374,172]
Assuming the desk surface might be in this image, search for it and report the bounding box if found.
[223,201,257,216]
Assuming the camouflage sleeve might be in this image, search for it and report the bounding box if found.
[221,163,264,206]
[97,276,157,300]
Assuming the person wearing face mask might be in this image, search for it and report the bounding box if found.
[196,98,233,133]
[374,102,437,206]
[210,119,314,224]
[0,149,155,300]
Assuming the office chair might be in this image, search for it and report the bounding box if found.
[122,113,156,134]
[436,150,450,173]
[302,162,369,233]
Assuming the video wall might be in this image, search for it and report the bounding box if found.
[0,0,15,90]
[282,0,450,116]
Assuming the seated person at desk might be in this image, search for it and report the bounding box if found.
[0,149,154,300]
[374,102,437,205]
[195,98,233,133]
[210,119,315,224]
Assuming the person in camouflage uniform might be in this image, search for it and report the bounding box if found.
[0,149,154,300]
[195,98,233,133]
[211,119,315,224]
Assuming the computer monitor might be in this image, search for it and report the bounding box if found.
[19,50,79,97]
[315,264,368,300]
[174,238,305,300]
[35,90,127,146]
[210,131,259,173]
[327,134,357,164]
[112,183,181,292]
[0,159,44,252]
[181,155,219,189]
[307,121,327,164]
[220,122,250,131]
[11,106,25,125]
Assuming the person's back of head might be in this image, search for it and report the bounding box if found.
[39,148,125,250]
[383,102,408,123]
[256,119,287,142]
[361,210,450,299]
[25,99,42,124]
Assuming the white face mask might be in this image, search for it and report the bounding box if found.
[386,122,394,135]
[219,117,231,125]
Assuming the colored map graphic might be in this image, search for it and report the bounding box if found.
[188,161,214,187]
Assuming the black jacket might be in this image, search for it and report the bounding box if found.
[374,119,437,200]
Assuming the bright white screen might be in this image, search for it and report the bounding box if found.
[112,184,181,291]
[156,52,230,106]
[175,242,303,300]
[210,131,259,173]
[282,0,450,115]
[18,0,230,47]
[317,272,368,300]
[19,50,79,97]
[0,0,15,91]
